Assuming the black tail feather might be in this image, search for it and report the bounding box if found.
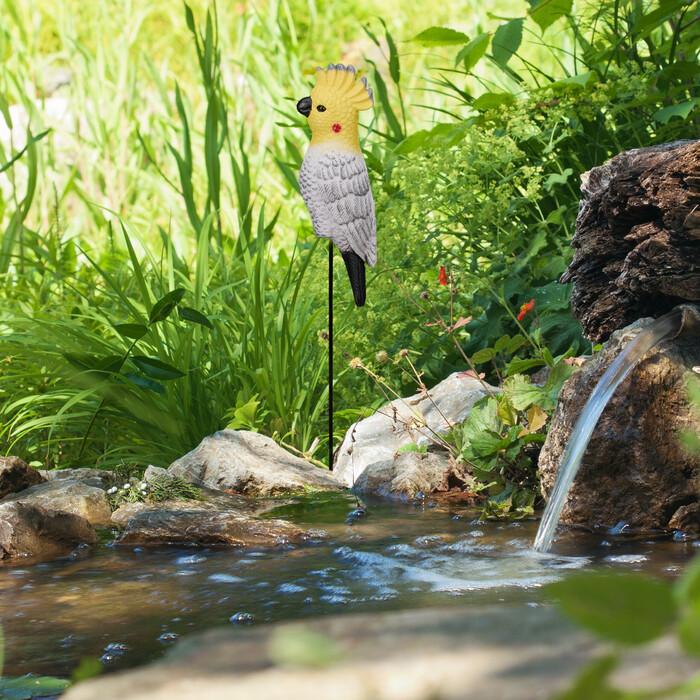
[340,250,366,307]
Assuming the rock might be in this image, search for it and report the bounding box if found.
[561,140,700,342]
[110,486,281,527]
[539,317,700,530]
[144,465,167,482]
[168,430,343,496]
[0,457,45,499]
[61,604,699,700]
[1,479,113,529]
[39,467,115,490]
[0,502,96,559]
[668,503,700,534]
[116,510,316,548]
[354,451,454,499]
[334,373,497,488]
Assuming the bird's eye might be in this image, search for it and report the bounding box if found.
[316,105,326,112]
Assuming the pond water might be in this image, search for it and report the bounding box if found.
[1,492,698,679]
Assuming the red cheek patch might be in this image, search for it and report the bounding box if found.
[332,123,342,133]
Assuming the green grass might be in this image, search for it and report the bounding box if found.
[0,0,696,472]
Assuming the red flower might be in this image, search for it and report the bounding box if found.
[517,298,535,321]
[438,266,447,286]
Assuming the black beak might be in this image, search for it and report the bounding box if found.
[296,96,312,118]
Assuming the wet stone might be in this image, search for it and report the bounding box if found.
[229,612,255,625]
[0,502,96,560]
[158,632,180,643]
[116,510,318,548]
[0,457,45,499]
[1,479,112,529]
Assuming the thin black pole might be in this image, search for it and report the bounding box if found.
[328,240,334,470]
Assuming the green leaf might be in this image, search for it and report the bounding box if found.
[465,396,502,434]
[0,675,71,699]
[124,371,166,395]
[654,100,698,125]
[71,657,103,682]
[497,395,518,426]
[396,442,428,455]
[379,18,400,84]
[507,358,545,375]
[494,334,510,354]
[675,557,700,656]
[455,32,490,71]
[551,72,593,89]
[511,488,535,510]
[411,27,469,46]
[551,655,624,700]
[504,374,546,411]
[528,0,573,32]
[471,92,515,111]
[507,334,526,355]
[393,123,468,156]
[547,572,676,645]
[149,288,185,324]
[268,627,342,668]
[543,362,575,408]
[471,347,497,364]
[184,3,195,32]
[491,19,523,68]
[544,168,573,191]
[114,323,148,340]
[178,306,213,328]
[0,129,51,175]
[131,356,185,381]
[678,598,700,656]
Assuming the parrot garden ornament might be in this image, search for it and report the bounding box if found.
[297,63,376,307]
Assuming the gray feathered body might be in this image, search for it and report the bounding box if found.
[299,147,377,267]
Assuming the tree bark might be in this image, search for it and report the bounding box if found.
[561,139,700,342]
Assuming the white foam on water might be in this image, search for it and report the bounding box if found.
[208,573,244,583]
[333,540,589,593]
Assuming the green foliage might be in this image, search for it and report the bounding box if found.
[340,0,698,403]
[452,337,575,517]
[107,473,203,508]
[682,376,700,455]
[147,475,205,503]
[0,675,70,699]
[0,6,330,469]
[548,572,676,645]
[267,627,343,668]
[396,442,428,455]
[0,0,698,481]
[549,558,700,699]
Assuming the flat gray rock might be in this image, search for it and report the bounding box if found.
[0,457,45,499]
[116,509,317,548]
[143,465,167,482]
[0,501,96,559]
[62,604,699,700]
[39,467,115,490]
[1,479,112,529]
[335,373,497,487]
[168,430,343,496]
[354,451,453,499]
[110,486,284,527]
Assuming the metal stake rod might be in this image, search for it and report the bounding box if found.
[328,240,333,471]
[328,241,334,470]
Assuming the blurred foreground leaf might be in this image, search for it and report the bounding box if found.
[547,572,676,645]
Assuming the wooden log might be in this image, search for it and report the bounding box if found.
[561,139,700,342]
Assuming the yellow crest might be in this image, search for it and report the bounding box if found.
[311,63,374,112]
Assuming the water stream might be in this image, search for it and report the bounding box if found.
[1,494,697,680]
[533,310,684,553]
